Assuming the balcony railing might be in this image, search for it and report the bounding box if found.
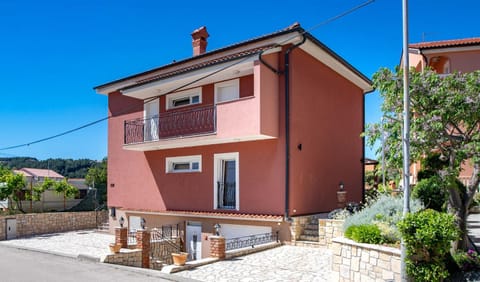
[217,181,236,209]
[225,232,279,251]
[124,105,216,145]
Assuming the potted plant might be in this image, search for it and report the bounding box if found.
[171,252,188,266]
[109,243,122,254]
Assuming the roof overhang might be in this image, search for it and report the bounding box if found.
[94,28,373,96]
[120,209,284,222]
[120,56,257,100]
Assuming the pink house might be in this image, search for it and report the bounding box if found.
[403,37,480,186]
[94,23,372,257]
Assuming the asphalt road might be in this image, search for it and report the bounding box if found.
[0,245,195,282]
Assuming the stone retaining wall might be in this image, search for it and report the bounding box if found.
[318,219,343,247]
[332,237,401,281]
[0,211,108,240]
[103,249,142,268]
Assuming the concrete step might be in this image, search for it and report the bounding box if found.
[304,224,319,231]
[293,240,321,248]
[302,229,319,236]
[96,222,110,233]
[299,235,319,242]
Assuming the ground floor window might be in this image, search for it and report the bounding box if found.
[213,152,239,210]
[166,155,202,173]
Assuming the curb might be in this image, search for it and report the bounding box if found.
[0,242,199,282]
[0,243,78,260]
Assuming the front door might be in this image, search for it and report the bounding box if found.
[144,98,159,141]
[185,221,202,261]
[214,152,239,210]
[129,216,141,232]
[220,160,236,209]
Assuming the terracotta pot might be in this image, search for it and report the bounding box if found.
[172,252,188,266]
[109,243,122,254]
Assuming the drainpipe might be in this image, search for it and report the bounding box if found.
[362,94,366,203]
[284,34,306,221]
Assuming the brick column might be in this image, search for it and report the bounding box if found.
[210,236,226,259]
[136,229,150,268]
[115,227,128,248]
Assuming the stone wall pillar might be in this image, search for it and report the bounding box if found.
[209,235,226,259]
[136,229,150,268]
[115,227,128,248]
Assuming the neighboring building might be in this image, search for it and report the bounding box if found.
[364,158,379,173]
[403,37,480,185]
[14,168,87,212]
[94,23,372,257]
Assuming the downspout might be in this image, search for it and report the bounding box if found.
[284,34,306,221]
[362,94,366,203]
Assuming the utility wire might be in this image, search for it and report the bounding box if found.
[0,0,374,152]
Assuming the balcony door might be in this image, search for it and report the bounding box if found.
[144,98,159,141]
[214,152,239,210]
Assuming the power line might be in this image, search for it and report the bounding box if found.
[0,0,374,152]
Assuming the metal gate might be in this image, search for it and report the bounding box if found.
[6,219,16,240]
[150,225,181,266]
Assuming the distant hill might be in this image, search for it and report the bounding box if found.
[0,157,100,178]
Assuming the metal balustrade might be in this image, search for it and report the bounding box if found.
[225,232,279,251]
[124,105,216,144]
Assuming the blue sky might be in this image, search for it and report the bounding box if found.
[0,0,477,160]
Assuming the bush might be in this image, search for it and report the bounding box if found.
[345,224,384,244]
[413,175,448,211]
[397,209,459,282]
[343,194,423,243]
[453,249,480,272]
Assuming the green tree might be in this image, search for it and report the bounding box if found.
[85,158,107,205]
[0,169,27,212]
[26,177,56,212]
[53,179,78,210]
[366,68,480,250]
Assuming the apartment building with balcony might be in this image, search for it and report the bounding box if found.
[94,23,372,258]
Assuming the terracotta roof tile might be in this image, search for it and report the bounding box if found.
[122,208,284,222]
[131,45,274,88]
[95,23,302,91]
[17,168,64,179]
[409,37,480,49]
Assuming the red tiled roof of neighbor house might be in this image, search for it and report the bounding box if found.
[409,37,480,49]
[17,168,64,179]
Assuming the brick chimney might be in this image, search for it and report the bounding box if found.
[191,26,209,56]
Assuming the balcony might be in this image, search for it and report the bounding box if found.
[123,95,278,151]
[124,105,216,144]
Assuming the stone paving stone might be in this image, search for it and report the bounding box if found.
[174,245,333,282]
[0,230,114,259]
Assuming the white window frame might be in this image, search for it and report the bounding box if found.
[166,155,202,173]
[166,87,202,110]
[213,152,239,210]
[214,79,239,104]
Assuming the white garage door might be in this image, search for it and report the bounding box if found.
[220,224,271,239]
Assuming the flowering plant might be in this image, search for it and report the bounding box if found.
[453,249,480,271]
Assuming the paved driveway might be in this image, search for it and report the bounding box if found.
[0,231,334,281]
[0,230,114,259]
[174,245,334,282]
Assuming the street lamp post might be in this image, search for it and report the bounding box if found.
[401,0,411,280]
